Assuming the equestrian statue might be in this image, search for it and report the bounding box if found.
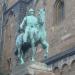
[15,8,49,64]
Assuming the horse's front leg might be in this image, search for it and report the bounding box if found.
[31,39,37,62]
[41,40,49,59]
[30,32,36,62]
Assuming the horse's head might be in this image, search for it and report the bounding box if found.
[38,8,45,24]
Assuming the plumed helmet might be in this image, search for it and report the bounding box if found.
[29,8,34,12]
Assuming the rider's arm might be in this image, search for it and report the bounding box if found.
[20,17,26,29]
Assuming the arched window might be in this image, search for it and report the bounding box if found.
[62,64,69,75]
[53,67,61,75]
[53,0,64,25]
[71,60,75,70]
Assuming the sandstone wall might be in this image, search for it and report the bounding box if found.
[2,14,17,74]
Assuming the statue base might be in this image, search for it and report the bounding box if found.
[11,62,54,75]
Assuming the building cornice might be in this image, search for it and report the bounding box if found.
[43,47,75,65]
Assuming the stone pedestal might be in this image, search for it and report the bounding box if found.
[28,62,55,75]
[11,62,54,75]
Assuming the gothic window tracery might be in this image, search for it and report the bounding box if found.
[53,0,64,25]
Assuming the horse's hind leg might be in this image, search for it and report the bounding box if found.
[17,47,24,64]
[41,40,49,59]
[20,54,24,64]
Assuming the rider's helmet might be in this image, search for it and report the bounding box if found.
[28,8,35,15]
[29,8,34,12]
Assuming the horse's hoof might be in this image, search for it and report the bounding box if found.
[21,62,24,64]
[31,58,35,62]
[44,55,48,59]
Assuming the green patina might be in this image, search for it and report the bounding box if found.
[16,8,49,64]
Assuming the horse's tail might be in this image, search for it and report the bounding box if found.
[14,47,18,56]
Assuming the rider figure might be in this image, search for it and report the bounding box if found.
[20,8,38,43]
[17,8,48,63]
